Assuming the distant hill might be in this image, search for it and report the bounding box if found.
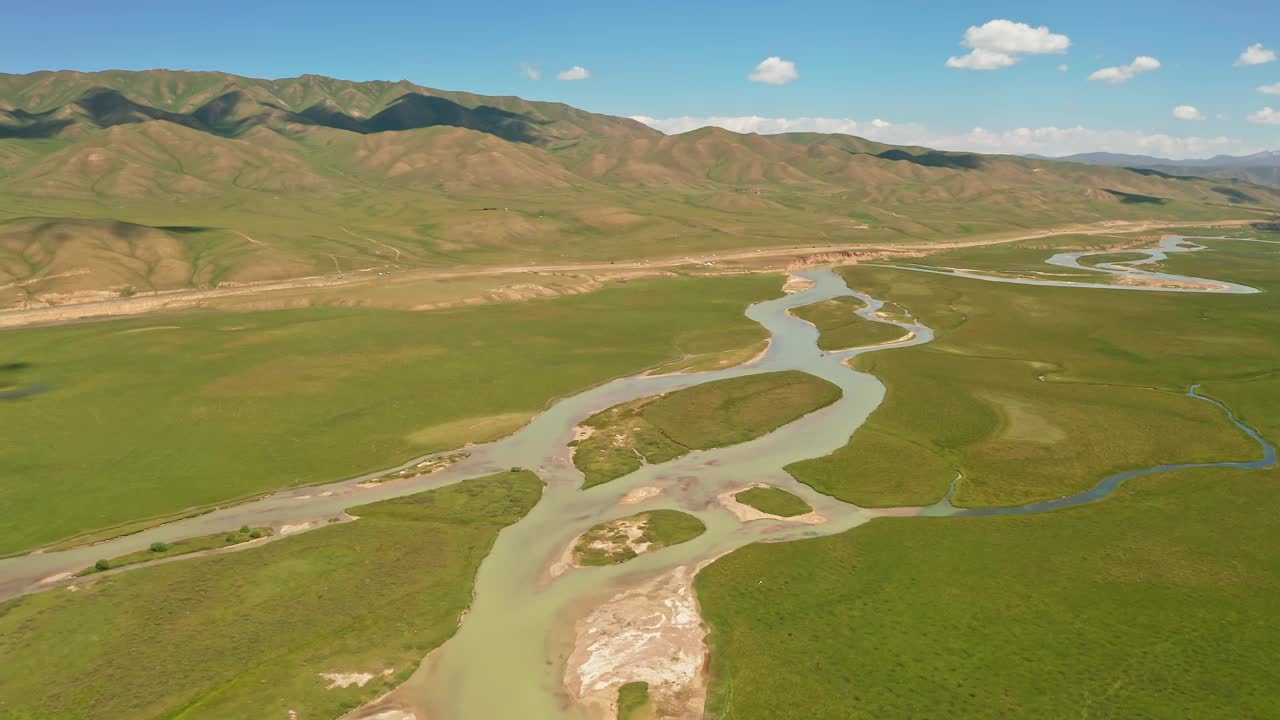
[1027,151,1280,189]
[1,69,1278,308]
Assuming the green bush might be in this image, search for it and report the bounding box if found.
[149,542,169,553]
[239,525,250,534]
[248,529,264,539]
[94,559,111,571]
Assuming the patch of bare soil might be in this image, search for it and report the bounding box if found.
[1111,273,1225,291]
[619,486,661,505]
[320,670,392,689]
[577,518,651,562]
[565,564,710,720]
[717,484,826,525]
[781,275,814,294]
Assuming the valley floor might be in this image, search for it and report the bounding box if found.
[1,222,1278,720]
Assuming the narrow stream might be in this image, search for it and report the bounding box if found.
[0,236,1272,720]
[891,235,1262,294]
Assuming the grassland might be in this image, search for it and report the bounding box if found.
[0,470,541,720]
[0,273,777,556]
[574,371,842,488]
[574,510,706,566]
[77,526,273,576]
[697,465,1280,720]
[649,340,769,375]
[733,487,812,517]
[789,297,906,350]
[787,237,1277,508]
[1077,251,1152,266]
[618,682,653,720]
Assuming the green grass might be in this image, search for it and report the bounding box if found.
[77,526,273,576]
[649,340,769,374]
[574,509,707,566]
[1077,251,1152,266]
[0,273,777,555]
[697,466,1280,720]
[787,243,1275,508]
[0,470,541,720]
[618,681,653,720]
[733,486,812,517]
[789,296,906,350]
[575,371,842,488]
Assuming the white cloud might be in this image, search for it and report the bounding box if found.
[1089,56,1161,84]
[947,49,1018,70]
[629,114,1263,160]
[556,65,590,81]
[519,62,541,81]
[1259,83,1280,95]
[749,57,798,85]
[1057,64,1069,72]
[946,19,1070,70]
[1236,44,1277,67]
[1249,107,1280,125]
[1172,105,1204,121]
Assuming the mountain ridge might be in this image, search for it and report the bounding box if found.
[1,69,1278,310]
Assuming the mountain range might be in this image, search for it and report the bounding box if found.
[2,69,1278,309]
[1026,151,1280,189]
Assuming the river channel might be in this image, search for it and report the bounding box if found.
[0,235,1272,720]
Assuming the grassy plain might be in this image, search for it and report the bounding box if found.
[617,682,653,720]
[787,238,1276,508]
[698,465,1280,720]
[77,526,273,576]
[789,296,906,350]
[733,487,812,517]
[574,510,706,566]
[1077,251,1151,266]
[0,470,541,720]
[649,340,769,375]
[575,371,842,487]
[0,273,777,555]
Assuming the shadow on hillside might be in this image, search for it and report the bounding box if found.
[17,86,549,145]
[1212,186,1260,204]
[1103,188,1168,204]
[875,149,984,170]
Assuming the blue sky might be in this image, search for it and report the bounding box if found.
[4,1,1278,157]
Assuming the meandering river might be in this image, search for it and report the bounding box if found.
[0,236,1272,720]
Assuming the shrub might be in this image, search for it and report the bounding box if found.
[150,542,169,553]
[239,525,250,534]
[248,529,263,539]
[224,534,237,543]
[94,559,111,571]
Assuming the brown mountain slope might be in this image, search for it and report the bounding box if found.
[0,69,1276,309]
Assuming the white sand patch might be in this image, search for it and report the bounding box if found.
[572,425,596,442]
[320,672,378,689]
[781,275,815,294]
[38,571,73,585]
[619,486,661,505]
[566,564,710,719]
